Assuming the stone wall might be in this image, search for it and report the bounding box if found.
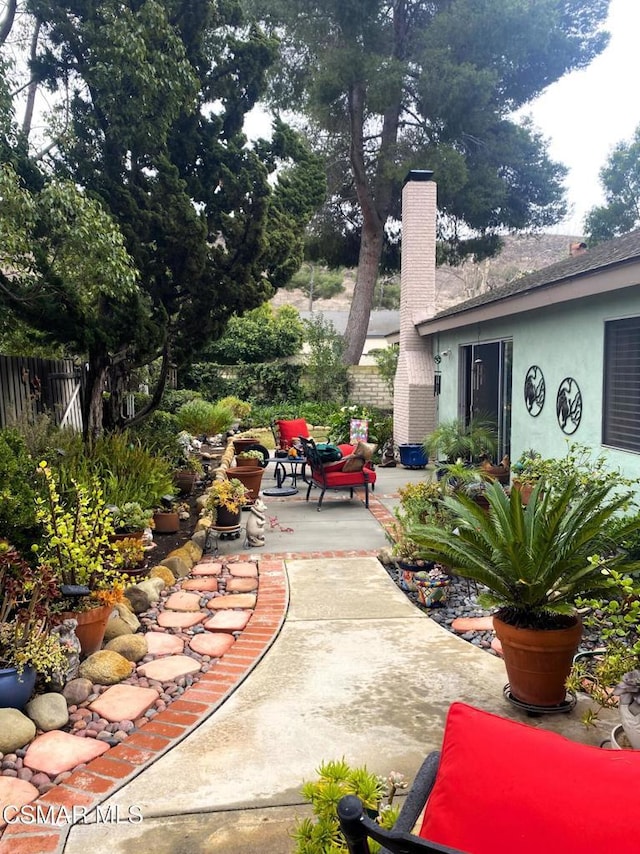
[347,366,393,409]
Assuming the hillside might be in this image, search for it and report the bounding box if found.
[270,233,584,313]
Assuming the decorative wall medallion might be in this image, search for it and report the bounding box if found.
[556,377,582,435]
[524,365,545,417]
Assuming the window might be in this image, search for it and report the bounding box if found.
[603,317,640,452]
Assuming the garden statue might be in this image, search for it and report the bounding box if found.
[49,618,82,690]
[246,498,267,547]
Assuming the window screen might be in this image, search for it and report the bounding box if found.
[603,317,640,452]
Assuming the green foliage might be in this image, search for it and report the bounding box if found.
[409,477,640,627]
[370,345,398,396]
[584,124,640,243]
[110,502,153,533]
[287,262,345,302]
[234,362,304,404]
[423,418,498,463]
[53,431,175,509]
[0,429,43,555]
[128,410,181,458]
[327,404,392,452]
[35,463,121,593]
[302,315,349,402]
[176,399,235,437]
[160,390,203,414]
[245,401,337,429]
[292,759,402,854]
[182,364,231,401]
[218,397,252,421]
[206,304,305,365]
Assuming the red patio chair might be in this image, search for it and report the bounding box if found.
[300,437,376,510]
[337,701,640,853]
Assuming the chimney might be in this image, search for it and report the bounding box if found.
[393,170,438,445]
[569,241,587,257]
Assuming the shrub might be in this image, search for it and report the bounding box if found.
[176,399,234,437]
[0,429,44,554]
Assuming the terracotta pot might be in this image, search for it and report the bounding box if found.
[232,437,260,454]
[512,480,536,505]
[0,665,36,709]
[235,456,261,467]
[230,466,264,504]
[61,604,113,657]
[174,470,197,495]
[153,510,180,534]
[109,530,144,542]
[493,614,582,707]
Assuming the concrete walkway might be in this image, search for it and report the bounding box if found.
[56,465,613,854]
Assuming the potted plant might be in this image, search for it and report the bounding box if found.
[235,448,266,467]
[109,501,153,539]
[205,477,251,527]
[0,541,66,708]
[110,536,148,578]
[35,463,127,655]
[408,476,640,707]
[176,398,235,439]
[153,495,182,534]
[422,417,498,465]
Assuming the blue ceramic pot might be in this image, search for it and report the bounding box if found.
[0,665,36,709]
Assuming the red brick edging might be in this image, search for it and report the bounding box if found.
[0,560,288,854]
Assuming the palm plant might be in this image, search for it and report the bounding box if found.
[422,417,498,464]
[408,477,640,629]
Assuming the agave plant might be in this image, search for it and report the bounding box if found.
[408,476,640,629]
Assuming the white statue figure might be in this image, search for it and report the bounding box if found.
[246,498,267,547]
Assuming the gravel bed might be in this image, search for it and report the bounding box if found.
[383,561,606,654]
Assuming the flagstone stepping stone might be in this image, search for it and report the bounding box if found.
[181,577,219,592]
[226,577,258,593]
[145,633,185,655]
[192,562,223,576]
[208,593,257,610]
[24,731,109,776]
[189,633,235,657]
[157,611,206,629]
[451,616,494,633]
[89,685,159,723]
[138,655,201,681]
[0,778,39,828]
[164,591,202,611]
[491,637,503,656]
[204,610,252,633]
[229,562,258,577]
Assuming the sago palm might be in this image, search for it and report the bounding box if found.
[408,477,640,628]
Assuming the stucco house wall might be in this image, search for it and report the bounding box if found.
[395,170,640,481]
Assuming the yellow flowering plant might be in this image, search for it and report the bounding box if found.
[205,477,250,523]
[35,463,126,610]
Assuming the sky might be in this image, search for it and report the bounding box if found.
[523,0,640,235]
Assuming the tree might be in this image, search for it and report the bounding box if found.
[584,125,640,244]
[0,1,324,437]
[247,0,610,363]
[205,304,304,364]
[287,263,345,308]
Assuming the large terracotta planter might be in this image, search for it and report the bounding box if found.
[0,665,36,709]
[61,604,113,657]
[230,466,264,504]
[493,614,582,707]
[232,437,260,454]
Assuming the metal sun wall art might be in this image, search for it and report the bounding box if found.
[524,365,545,417]
[556,377,582,435]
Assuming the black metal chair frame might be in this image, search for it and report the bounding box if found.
[299,437,373,511]
[337,752,466,854]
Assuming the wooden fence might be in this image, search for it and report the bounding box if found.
[0,355,84,431]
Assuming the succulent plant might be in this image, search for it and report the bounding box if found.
[614,670,640,713]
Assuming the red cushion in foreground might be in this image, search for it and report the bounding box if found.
[420,702,640,854]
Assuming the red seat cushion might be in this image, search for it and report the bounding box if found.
[276,419,310,447]
[314,469,376,486]
[420,702,640,854]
